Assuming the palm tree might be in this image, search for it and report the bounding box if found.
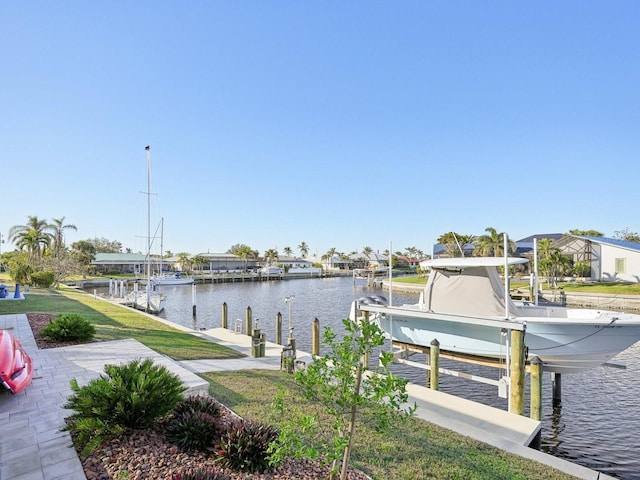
[232,244,257,271]
[264,248,279,265]
[9,216,53,265]
[324,247,337,269]
[537,238,566,287]
[177,252,192,273]
[298,241,309,258]
[191,255,207,274]
[436,232,468,257]
[50,216,77,257]
[362,246,373,258]
[283,246,293,257]
[474,227,515,257]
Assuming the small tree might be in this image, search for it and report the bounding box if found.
[70,240,96,279]
[270,318,416,479]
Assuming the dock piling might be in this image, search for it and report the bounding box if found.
[192,284,197,317]
[312,317,320,355]
[430,339,440,390]
[245,307,252,336]
[509,329,526,415]
[222,302,228,329]
[276,312,282,345]
[530,356,543,421]
[552,372,562,405]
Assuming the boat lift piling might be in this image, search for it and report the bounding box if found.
[357,301,539,418]
[221,302,228,329]
[530,356,543,420]
[245,307,252,336]
[191,284,197,317]
[388,336,537,418]
[312,317,320,355]
[430,339,440,390]
[276,312,283,345]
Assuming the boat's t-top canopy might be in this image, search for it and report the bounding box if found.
[420,257,529,270]
[418,257,528,318]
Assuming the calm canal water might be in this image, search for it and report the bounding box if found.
[114,276,640,479]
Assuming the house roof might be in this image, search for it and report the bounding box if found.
[349,252,388,261]
[573,236,640,253]
[195,253,240,260]
[516,233,564,243]
[93,253,148,263]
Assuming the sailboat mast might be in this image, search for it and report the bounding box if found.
[146,146,152,276]
[145,145,151,312]
[160,217,164,275]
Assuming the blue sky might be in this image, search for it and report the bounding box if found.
[2,2,639,258]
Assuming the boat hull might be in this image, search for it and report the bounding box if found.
[140,277,194,286]
[370,306,640,373]
[0,330,34,394]
[125,292,166,314]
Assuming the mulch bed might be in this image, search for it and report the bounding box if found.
[26,312,88,349]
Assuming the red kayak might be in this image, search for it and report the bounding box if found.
[0,330,34,394]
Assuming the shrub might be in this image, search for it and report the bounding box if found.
[9,261,32,285]
[166,411,222,452]
[30,270,55,287]
[215,419,279,472]
[174,395,222,417]
[41,313,96,342]
[172,468,229,480]
[64,358,186,454]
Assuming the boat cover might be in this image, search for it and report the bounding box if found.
[422,265,521,318]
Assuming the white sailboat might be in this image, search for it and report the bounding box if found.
[126,146,166,314]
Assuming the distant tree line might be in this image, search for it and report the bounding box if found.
[3,214,639,286]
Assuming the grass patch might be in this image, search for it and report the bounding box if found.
[393,276,640,295]
[0,286,243,360]
[202,370,579,480]
[391,275,428,285]
[555,282,640,295]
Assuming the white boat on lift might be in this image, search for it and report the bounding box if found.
[147,272,193,286]
[352,256,640,373]
[127,287,166,314]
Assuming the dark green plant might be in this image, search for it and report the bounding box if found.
[41,313,96,342]
[64,358,186,454]
[215,419,279,472]
[31,270,55,287]
[166,411,221,452]
[173,395,222,417]
[172,468,229,480]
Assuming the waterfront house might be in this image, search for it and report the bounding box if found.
[195,253,256,273]
[349,252,388,270]
[553,235,640,283]
[274,256,315,270]
[92,253,151,274]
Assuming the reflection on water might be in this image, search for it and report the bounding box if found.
[93,276,640,479]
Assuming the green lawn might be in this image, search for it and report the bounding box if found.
[393,275,640,295]
[0,286,243,360]
[203,370,579,480]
